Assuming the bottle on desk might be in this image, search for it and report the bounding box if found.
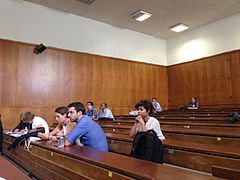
[58,136,64,148]
[23,127,28,135]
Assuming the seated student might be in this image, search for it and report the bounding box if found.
[38,106,75,141]
[99,103,114,120]
[86,101,98,121]
[130,99,165,141]
[14,112,49,133]
[13,114,32,132]
[187,97,200,110]
[152,97,162,112]
[65,102,108,152]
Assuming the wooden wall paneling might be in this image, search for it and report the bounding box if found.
[176,64,186,104]
[70,52,90,103]
[104,56,115,108]
[101,57,115,109]
[168,53,234,108]
[121,61,130,107]
[167,66,175,108]
[148,65,155,99]
[142,64,150,100]
[0,39,168,129]
[161,66,169,108]
[195,59,210,105]
[91,55,104,108]
[152,65,168,109]
[168,64,189,108]
[133,63,142,105]
[126,62,134,107]
[206,55,232,105]
[31,48,48,107]
[45,49,71,107]
[230,51,240,103]
[118,61,131,114]
[110,59,120,111]
[178,63,197,105]
[148,65,157,104]
[196,58,217,106]
[118,60,131,115]
[16,44,34,107]
[2,38,240,130]
[139,63,147,100]
[125,62,138,112]
[1,41,18,106]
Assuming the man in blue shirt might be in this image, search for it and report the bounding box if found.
[65,102,108,152]
[86,101,98,121]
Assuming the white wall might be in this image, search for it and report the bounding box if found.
[0,0,167,65]
[167,13,240,65]
[2,0,239,66]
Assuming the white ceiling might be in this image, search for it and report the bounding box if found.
[24,0,240,39]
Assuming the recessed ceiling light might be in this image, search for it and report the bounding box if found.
[131,10,152,22]
[170,23,189,32]
[77,0,96,5]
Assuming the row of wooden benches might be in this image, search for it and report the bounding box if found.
[2,134,219,180]
[115,116,230,121]
[115,108,240,119]
[103,119,240,127]
[106,132,240,173]
[98,113,240,179]
[100,123,240,138]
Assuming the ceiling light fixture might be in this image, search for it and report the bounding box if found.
[131,10,152,22]
[77,0,96,5]
[170,23,189,32]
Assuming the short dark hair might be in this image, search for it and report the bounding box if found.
[193,97,197,101]
[68,102,86,114]
[103,103,107,108]
[87,101,94,106]
[135,99,153,115]
[152,97,157,100]
[55,106,68,115]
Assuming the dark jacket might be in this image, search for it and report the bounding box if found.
[13,121,32,132]
[189,101,200,109]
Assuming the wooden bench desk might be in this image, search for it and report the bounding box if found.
[0,155,31,180]
[99,120,240,127]
[101,124,240,139]
[106,133,240,175]
[2,134,219,180]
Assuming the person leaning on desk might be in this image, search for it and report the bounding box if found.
[13,112,49,133]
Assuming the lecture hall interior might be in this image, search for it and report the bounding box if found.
[1,0,240,179]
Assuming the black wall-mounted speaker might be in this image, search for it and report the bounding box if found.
[33,43,47,54]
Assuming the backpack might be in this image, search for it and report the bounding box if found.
[226,112,240,123]
[130,129,163,164]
